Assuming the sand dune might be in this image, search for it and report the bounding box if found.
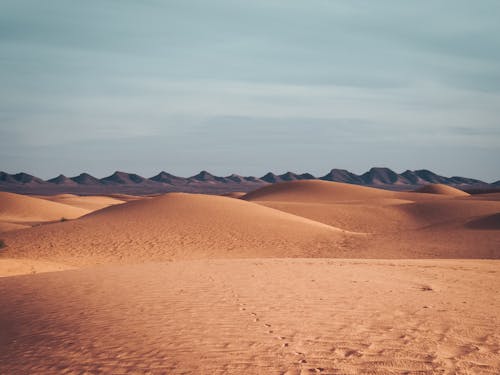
[258,201,419,233]
[106,193,150,202]
[221,191,246,198]
[466,213,500,230]
[241,181,500,258]
[0,192,89,223]
[1,193,351,266]
[416,183,470,196]
[0,221,29,233]
[0,192,90,233]
[242,180,395,202]
[469,192,500,201]
[0,182,499,374]
[38,194,125,211]
[1,259,498,374]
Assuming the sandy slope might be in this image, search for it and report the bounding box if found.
[36,194,125,211]
[242,180,395,202]
[222,191,246,198]
[1,193,351,266]
[416,183,470,196]
[0,192,90,233]
[0,259,498,374]
[243,181,500,258]
[0,221,29,233]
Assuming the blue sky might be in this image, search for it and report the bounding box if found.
[1,0,499,181]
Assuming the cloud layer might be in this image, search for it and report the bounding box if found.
[1,0,499,180]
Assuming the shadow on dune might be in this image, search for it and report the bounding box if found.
[465,213,500,230]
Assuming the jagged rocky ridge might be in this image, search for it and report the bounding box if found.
[0,168,496,195]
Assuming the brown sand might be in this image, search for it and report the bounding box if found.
[36,194,126,211]
[0,192,351,266]
[0,191,90,233]
[0,259,498,374]
[0,181,499,374]
[242,180,395,202]
[416,183,470,197]
[222,191,247,198]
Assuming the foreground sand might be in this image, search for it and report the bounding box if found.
[1,259,498,374]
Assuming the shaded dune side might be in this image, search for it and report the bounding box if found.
[242,181,500,258]
[466,213,500,230]
[221,192,246,199]
[416,184,469,197]
[257,201,419,233]
[2,193,352,266]
[0,192,89,223]
[242,180,395,202]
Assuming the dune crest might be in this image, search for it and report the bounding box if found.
[38,194,125,211]
[416,184,469,197]
[242,180,394,202]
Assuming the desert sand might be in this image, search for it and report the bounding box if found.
[0,181,499,374]
[35,193,126,211]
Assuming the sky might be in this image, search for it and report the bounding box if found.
[1,0,499,181]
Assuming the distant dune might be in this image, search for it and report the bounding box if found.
[242,180,394,202]
[0,192,89,232]
[37,194,126,211]
[416,183,470,196]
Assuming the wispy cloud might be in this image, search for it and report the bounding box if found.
[0,0,499,180]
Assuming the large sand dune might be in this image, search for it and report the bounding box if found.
[242,180,395,202]
[1,193,351,266]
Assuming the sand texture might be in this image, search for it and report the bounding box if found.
[1,259,499,374]
[0,181,498,374]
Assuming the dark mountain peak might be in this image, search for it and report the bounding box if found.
[448,176,484,185]
[0,172,18,183]
[279,172,300,181]
[48,174,76,185]
[276,172,316,181]
[400,170,424,184]
[368,167,396,174]
[260,172,281,183]
[12,172,45,184]
[298,172,316,180]
[71,173,101,185]
[361,167,399,184]
[413,169,448,184]
[225,174,245,183]
[243,176,263,183]
[191,170,215,181]
[150,171,185,184]
[101,171,147,184]
[320,169,363,184]
[190,170,227,183]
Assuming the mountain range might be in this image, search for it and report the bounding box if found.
[0,168,498,195]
